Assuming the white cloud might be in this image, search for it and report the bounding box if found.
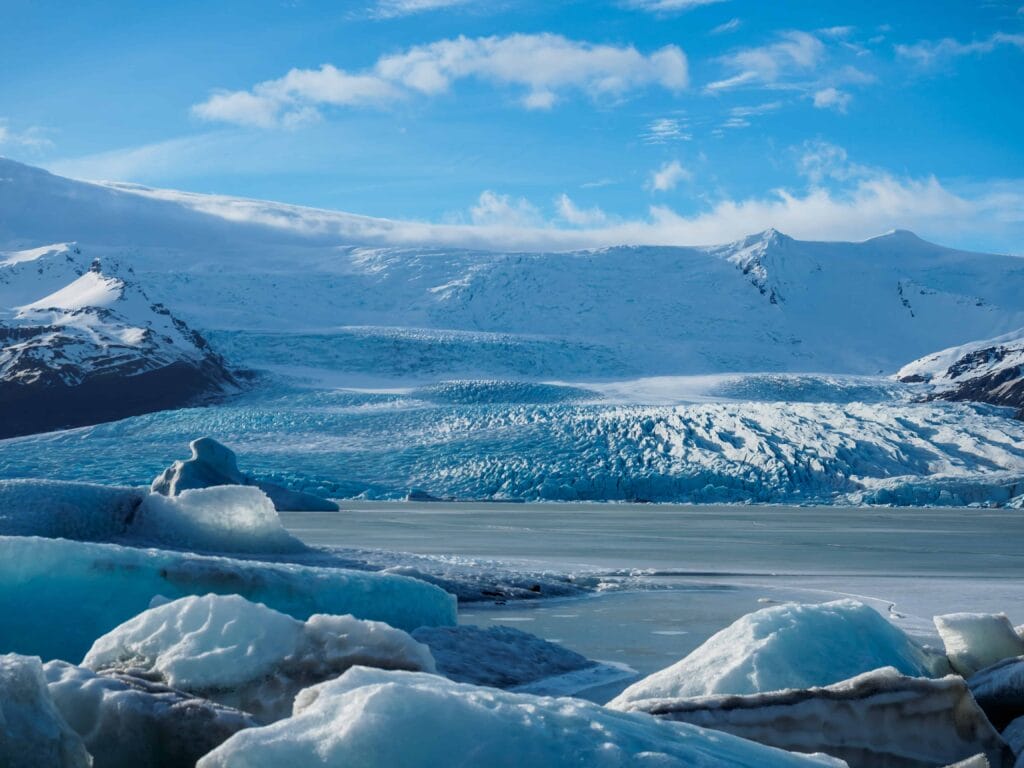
[812,87,851,112]
[373,0,475,18]
[556,193,608,226]
[647,159,691,192]
[710,18,741,35]
[896,32,1024,67]
[0,120,53,151]
[706,31,825,91]
[195,34,689,127]
[625,0,728,12]
[469,190,542,227]
[642,117,690,143]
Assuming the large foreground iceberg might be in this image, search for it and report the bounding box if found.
[611,600,935,706]
[197,667,845,767]
[83,594,435,722]
[45,660,255,768]
[0,535,456,661]
[616,667,1011,768]
[0,654,92,768]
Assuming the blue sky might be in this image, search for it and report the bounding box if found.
[2,0,1023,251]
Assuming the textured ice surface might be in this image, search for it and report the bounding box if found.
[83,594,435,722]
[198,667,846,768]
[935,613,1024,676]
[618,667,1011,768]
[3,387,1024,506]
[44,660,255,768]
[0,536,456,661]
[1002,717,1024,766]
[610,600,934,706]
[411,624,594,689]
[133,486,305,554]
[0,479,143,541]
[968,657,1024,730]
[0,654,92,768]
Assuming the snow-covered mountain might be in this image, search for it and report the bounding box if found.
[0,243,235,437]
[3,158,1024,382]
[898,329,1024,412]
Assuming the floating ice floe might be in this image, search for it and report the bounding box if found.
[82,594,435,722]
[935,613,1024,677]
[0,535,456,661]
[0,654,92,768]
[614,666,1011,768]
[151,437,338,512]
[610,600,937,707]
[969,656,1024,730]
[197,667,847,767]
[45,660,255,768]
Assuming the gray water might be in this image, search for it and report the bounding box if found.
[282,502,1024,700]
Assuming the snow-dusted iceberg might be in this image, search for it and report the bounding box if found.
[82,594,435,722]
[197,667,846,767]
[0,654,92,768]
[0,536,456,662]
[0,479,144,541]
[151,437,338,512]
[934,613,1024,677]
[610,600,935,707]
[45,660,255,768]
[615,666,1011,768]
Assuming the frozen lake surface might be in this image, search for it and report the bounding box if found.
[283,502,1024,700]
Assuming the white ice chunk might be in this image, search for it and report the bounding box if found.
[935,613,1024,677]
[0,654,92,768]
[611,600,934,706]
[0,479,143,541]
[83,594,435,722]
[44,660,255,768]
[0,536,457,662]
[616,666,1011,768]
[197,667,846,767]
[132,486,305,554]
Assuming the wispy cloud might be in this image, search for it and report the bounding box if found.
[647,159,691,191]
[556,193,608,226]
[194,34,689,126]
[0,119,53,151]
[812,87,851,112]
[624,0,728,13]
[896,32,1024,67]
[469,190,542,227]
[705,31,825,91]
[641,117,690,143]
[372,0,476,18]
[710,18,741,35]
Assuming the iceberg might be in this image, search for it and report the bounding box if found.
[0,654,92,768]
[0,536,456,662]
[151,437,338,512]
[197,667,846,767]
[83,594,435,722]
[610,600,935,706]
[0,479,143,541]
[131,486,306,554]
[935,613,1024,677]
[44,660,255,768]
[615,666,1011,768]
[410,624,594,689]
[968,656,1024,730]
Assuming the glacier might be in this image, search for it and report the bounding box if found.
[197,666,846,768]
